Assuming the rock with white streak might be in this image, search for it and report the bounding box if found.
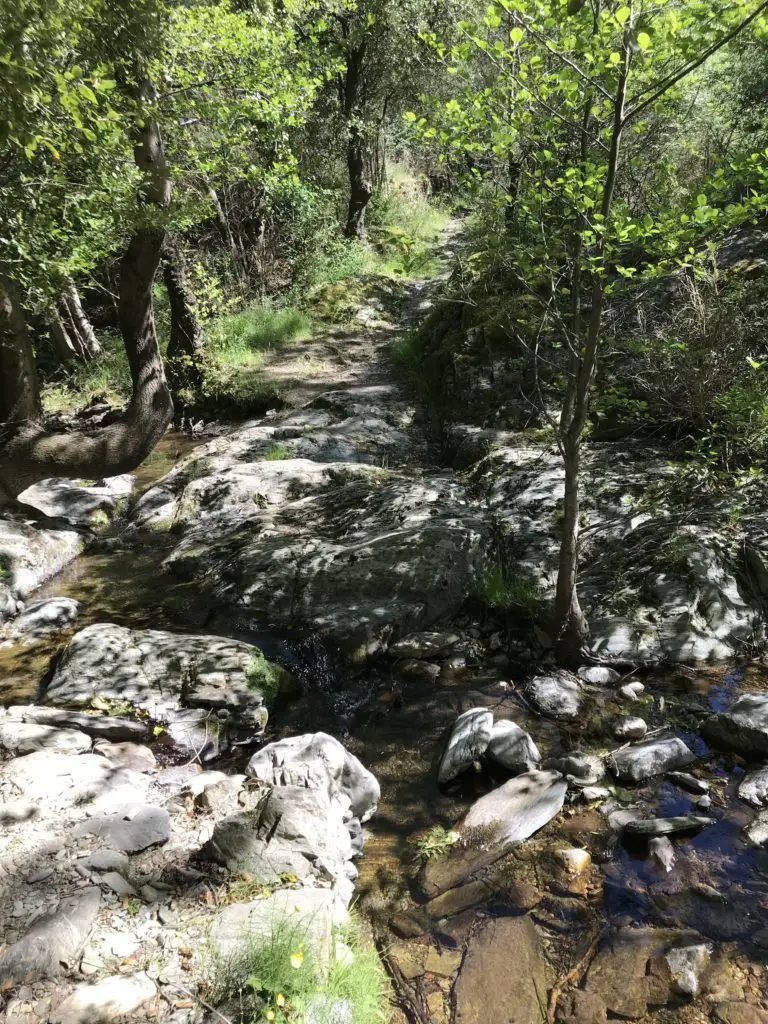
[608,737,695,783]
[614,717,648,741]
[525,670,584,721]
[437,708,493,784]
[462,769,567,847]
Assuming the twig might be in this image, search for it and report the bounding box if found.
[546,925,607,1024]
[166,983,234,1024]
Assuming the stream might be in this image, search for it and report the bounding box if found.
[2,269,768,1023]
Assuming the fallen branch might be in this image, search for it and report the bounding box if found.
[546,925,607,1024]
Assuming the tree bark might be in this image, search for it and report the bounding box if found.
[0,82,173,506]
[341,34,373,240]
[0,272,41,423]
[344,134,374,240]
[163,236,205,406]
[48,305,80,363]
[62,280,101,359]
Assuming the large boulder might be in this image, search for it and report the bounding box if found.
[46,623,289,758]
[485,719,540,774]
[0,519,83,620]
[702,693,768,759]
[246,732,380,822]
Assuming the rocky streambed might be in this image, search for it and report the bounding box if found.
[1,278,768,1024]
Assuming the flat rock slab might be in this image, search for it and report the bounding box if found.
[210,887,345,968]
[0,886,101,985]
[703,693,768,759]
[485,719,540,774]
[438,708,493,783]
[585,927,698,1019]
[51,972,156,1024]
[6,705,149,742]
[739,766,768,808]
[462,769,567,846]
[455,914,551,1024]
[623,815,714,836]
[0,720,91,755]
[46,622,278,728]
[389,631,459,659]
[1,750,150,812]
[11,596,80,636]
[75,805,171,853]
[608,737,695,783]
[524,670,583,720]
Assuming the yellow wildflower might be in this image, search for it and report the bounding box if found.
[265,1011,275,1021]
[276,994,286,1007]
[290,950,304,969]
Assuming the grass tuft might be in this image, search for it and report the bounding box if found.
[474,565,542,612]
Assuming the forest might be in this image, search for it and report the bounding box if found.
[2,2,768,1024]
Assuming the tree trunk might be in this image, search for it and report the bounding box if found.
[553,435,588,664]
[0,83,173,505]
[343,135,373,240]
[0,272,41,423]
[163,237,205,406]
[48,305,80,363]
[62,280,101,359]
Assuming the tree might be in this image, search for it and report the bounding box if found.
[416,0,768,661]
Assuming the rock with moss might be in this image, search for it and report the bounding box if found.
[46,623,290,759]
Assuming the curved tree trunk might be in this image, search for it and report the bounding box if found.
[0,272,41,423]
[0,83,173,505]
[343,135,374,240]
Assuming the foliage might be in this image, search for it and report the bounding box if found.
[410,825,461,859]
[207,912,389,1024]
[474,564,542,612]
[245,651,292,702]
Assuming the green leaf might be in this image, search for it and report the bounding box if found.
[615,6,631,24]
[636,30,651,49]
[510,26,524,43]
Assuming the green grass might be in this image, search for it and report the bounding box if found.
[474,565,542,612]
[207,912,389,1024]
[207,303,314,369]
[264,444,291,461]
[410,825,460,860]
[40,330,132,413]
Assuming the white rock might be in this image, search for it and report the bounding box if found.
[664,943,712,998]
[553,848,591,876]
[608,737,695,783]
[738,765,768,808]
[0,721,91,756]
[484,719,540,774]
[51,972,155,1024]
[649,836,676,872]
[462,769,567,847]
[614,717,647,741]
[618,681,645,701]
[578,666,621,685]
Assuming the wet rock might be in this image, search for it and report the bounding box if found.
[585,928,681,1019]
[614,717,648,741]
[10,597,80,636]
[211,888,343,967]
[246,732,380,822]
[553,848,592,876]
[713,1003,768,1024]
[607,736,695,782]
[624,815,714,836]
[702,692,768,759]
[0,721,91,755]
[581,786,611,802]
[578,666,621,686]
[51,972,156,1024]
[389,631,459,659]
[389,909,431,938]
[550,752,605,785]
[396,659,440,683]
[668,771,710,795]
[5,706,149,742]
[525,670,583,720]
[454,914,551,1024]
[0,518,84,622]
[650,836,676,872]
[697,793,712,809]
[426,879,492,919]
[437,708,493,783]
[462,769,567,846]
[485,720,540,773]
[389,942,428,979]
[738,766,768,808]
[619,681,645,700]
[93,740,156,772]
[47,623,280,753]
[744,809,768,845]
[75,805,171,853]
[425,947,462,976]
[557,989,608,1024]
[664,943,712,998]
[0,887,101,984]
